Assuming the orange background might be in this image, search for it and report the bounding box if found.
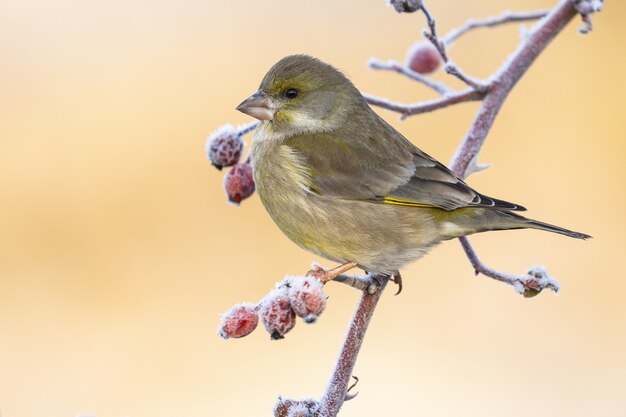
[1,1,624,416]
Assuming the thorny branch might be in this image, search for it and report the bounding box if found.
[213,1,602,416]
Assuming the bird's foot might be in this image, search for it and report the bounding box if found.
[306,261,358,284]
[390,272,403,295]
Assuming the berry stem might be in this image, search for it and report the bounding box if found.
[237,120,260,136]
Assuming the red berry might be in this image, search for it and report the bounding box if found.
[206,124,244,170]
[223,163,255,204]
[260,289,296,340]
[287,276,326,324]
[217,302,259,340]
[406,42,441,74]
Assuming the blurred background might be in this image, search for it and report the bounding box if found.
[1,1,624,416]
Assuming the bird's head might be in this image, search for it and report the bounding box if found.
[236,55,364,138]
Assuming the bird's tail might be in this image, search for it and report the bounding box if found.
[521,216,591,239]
[440,208,591,240]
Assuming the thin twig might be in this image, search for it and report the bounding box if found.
[444,63,490,92]
[236,120,259,136]
[367,58,451,95]
[364,89,483,118]
[420,5,448,62]
[443,10,550,44]
[419,2,485,90]
[367,6,550,116]
[459,237,560,296]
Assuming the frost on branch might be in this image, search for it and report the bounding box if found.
[459,237,561,297]
[519,266,560,298]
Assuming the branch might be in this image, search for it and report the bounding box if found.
[419,4,449,62]
[237,120,260,136]
[364,89,483,119]
[273,275,389,417]
[212,2,603,416]
[447,0,581,293]
[449,0,578,178]
[369,1,593,295]
[443,10,550,45]
[318,276,388,417]
[366,6,557,118]
[459,237,559,296]
[419,4,487,90]
[367,58,451,94]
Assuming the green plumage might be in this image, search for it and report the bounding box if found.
[237,55,590,276]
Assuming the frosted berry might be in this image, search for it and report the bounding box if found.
[217,302,259,340]
[260,289,296,340]
[223,163,255,204]
[288,276,326,324]
[389,0,422,13]
[406,42,441,74]
[205,124,244,170]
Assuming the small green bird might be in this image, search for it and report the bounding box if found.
[236,55,589,282]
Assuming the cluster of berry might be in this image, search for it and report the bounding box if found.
[205,124,255,204]
[218,276,327,340]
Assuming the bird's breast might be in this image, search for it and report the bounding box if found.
[251,141,312,198]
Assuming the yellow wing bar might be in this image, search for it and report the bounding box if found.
[382,197,435,208]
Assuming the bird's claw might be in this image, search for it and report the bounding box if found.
[390,272,403,295]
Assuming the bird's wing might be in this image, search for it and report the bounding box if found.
[284,116,525,211]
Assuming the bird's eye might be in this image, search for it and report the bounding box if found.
[285,88,298,99]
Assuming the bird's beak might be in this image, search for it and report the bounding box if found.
[236,91,275,121]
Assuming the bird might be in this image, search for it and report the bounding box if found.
[236,54,589,287]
